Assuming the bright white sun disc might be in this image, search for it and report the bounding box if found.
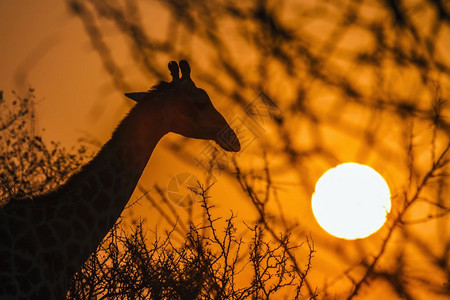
[312,163,391,240]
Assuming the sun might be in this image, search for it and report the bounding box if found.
[311,163,391,240]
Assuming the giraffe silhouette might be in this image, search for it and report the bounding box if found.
[0,60,241,299]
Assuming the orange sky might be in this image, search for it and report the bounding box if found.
[0,0,249,252]
[1,1,102,147]
[1,1,449,299]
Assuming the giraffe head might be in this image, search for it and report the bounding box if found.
[125,60,241,152]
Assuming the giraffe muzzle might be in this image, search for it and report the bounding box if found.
[215,126,241,152]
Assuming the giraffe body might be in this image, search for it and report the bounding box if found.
[0,61,240,299]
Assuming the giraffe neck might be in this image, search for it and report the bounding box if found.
[0,98,171,298]
[56,98,169,283]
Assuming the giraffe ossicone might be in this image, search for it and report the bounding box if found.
[0,60,240,299]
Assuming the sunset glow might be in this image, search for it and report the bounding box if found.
[312,163,391,240]
[1,0,449,297]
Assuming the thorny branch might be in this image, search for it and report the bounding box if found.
[349,143,450,298]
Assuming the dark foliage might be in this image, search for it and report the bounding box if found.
[67,184,315,299]
[0,89,90,204]
[0,91,316,299]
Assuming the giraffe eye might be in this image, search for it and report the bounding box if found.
[194,101,208,110]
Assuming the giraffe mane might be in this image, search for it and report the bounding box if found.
[148,81,174,94]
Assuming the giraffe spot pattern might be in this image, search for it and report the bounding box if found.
[36,223,57,247]
[0,60,225,298]
[13,254,32,274]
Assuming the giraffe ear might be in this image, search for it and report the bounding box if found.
[125,92,149,102]
[168,61,180,82]
[179,60,191,80]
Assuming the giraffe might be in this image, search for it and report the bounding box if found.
[0,60,241,299]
